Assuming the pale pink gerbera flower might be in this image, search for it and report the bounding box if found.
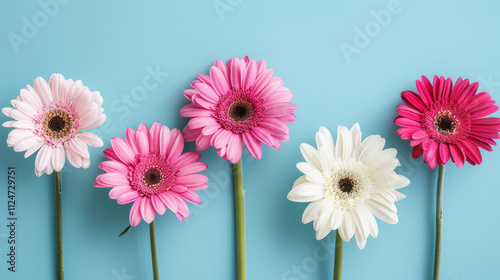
[180,56,296,163]
[395,75,500,168]
[2,74,106,176]
[94,122,208,226]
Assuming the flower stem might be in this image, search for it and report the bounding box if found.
[55,171,64,280]
[333,231,344,280]
[149,221,160,280]
[433,165,445,280]
[233,159,246,280]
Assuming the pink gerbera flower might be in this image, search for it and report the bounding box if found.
[94,122,208,226]
[2,74,106,176]
[180,56,296,163]
[395,75,500,168]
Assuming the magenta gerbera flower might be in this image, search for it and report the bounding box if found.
[395,75,500,168]
[180,56,296,163]
[94,122,208,226]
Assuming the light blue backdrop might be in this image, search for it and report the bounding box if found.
[1,0,499,279]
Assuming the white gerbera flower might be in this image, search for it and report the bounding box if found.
[287,124,409,249]
[2,74,106,176]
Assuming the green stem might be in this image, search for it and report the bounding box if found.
[233,159,246,280]
[433,165,445,280]
[333,231,344,280]
[55,171,64,280]
[149,221,160,280]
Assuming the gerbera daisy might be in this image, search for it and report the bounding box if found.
[179,56,296,164]
[395,75,500,169]
[287,124,409,250]
[94,122,208,226]
[2,74,106,176]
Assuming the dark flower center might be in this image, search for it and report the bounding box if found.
[142,168,164,188]
[435,115,456,135]
[338,178,354,193]
[48,116,66,132]
[228,99,254,122]
[42,109,74,139]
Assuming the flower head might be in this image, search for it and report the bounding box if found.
[287,124,409,249]
[94,122,208,226]
[180,56,296,163]
[395,75,500,169]
[2,74,106,176]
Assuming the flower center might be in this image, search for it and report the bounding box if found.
[338,178,354,193]
[130,154,178,197]
[142,167,164,188]
[434,112,456,135]
[214,88,265,134]
[422,101,471,144]
[323,160,372,210]
[228,100,254,122]
[43,109,74,139]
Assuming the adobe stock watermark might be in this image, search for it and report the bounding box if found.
[213,0,243,21]
[282,233,337,280]
[6,0,71,54]
[477,74,500,94]
[110,267,135,280]
[92,64,170,140]
[339,0,404,63]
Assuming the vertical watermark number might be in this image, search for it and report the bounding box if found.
[6,167,17,272]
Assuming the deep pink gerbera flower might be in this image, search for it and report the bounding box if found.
[180,56,296,163]
[395,75,500,168]
[94,122,208,226]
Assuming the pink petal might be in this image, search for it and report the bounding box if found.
[449,144,465,168]
[166,129,184,162]
[150,121,161,154]
[174,151,201,169]
[226,133,243,164]
[140,197,156,224]
[111,137,136,165]
[253,69,273,95]
[99,160,129,174]
[229,57,242,89]
[210,66,229,96]
[179,103,213,117]
[151,195,167,215]
[109,186,133,199]
[242,132,262,160]
[99,172,130,186]
[175,174,209,186]
[129,199,142,227]
[178,162,208,176]
[158,192,178,213]
[251,126,273,146]
[194,83,218,103]
[438,143,450,165]
[117,190,140,204]
[243,59,257,89]
[265,102,297,117]
[179,190,201,204]
[136,130,150,154]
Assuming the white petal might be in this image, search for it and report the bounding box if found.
[292,175,309,188]
[316,126,335,160]
[315,223,331,240]
[78,132,103,147]
[300,143,321,171]
[302,200,321,224]
[35,145,52,172]
[296,162,324,185]
[335,125,352,160]
[388,189,406,201]
[359,135,385,163]
[353,207,369,240]
[330,208,345,230]
[319,147,333,173]
[52,145,66,172]
[33,77,53,104]
[350,123,362,158]
[366,148,399,173]
[2,107,13,117]
[12,121,35,129]
[358,205,379,238]
[15,101,37,117]
[287,182,323,202]
[2,121,15,127]
[25,141,44,158]
[14,136,40,152]
[338,210,355,241]
[355,227,368,249]
[365,199,398,224]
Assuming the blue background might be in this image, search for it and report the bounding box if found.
[1,0,499,279]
